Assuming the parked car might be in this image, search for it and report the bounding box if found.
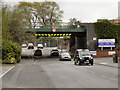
[28,43,34,49]
[37,44,43,49]
[74,49,94,65]
[21,44,27,48]
[50,49,59,56]
[34,49,42,59]
[59,52,71,61]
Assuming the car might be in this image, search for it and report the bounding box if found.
[21,44,27,48]
[50,49,59,56]
[28,43,33,46]
[28,43,34,49]
[59,52,71,61]
[34,49,42,59]
[74,49,94,65]
[37,44,43,49]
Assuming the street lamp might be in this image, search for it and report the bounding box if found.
[77,25,80,28]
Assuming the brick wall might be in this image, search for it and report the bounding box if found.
[93,50,119,57]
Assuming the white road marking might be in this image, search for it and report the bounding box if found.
[100,63,107,65]
[0,66,14,78]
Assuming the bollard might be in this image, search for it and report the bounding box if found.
[113,54,118,63]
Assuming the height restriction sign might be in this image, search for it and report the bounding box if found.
[52,28,56,32]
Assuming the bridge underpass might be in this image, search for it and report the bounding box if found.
[27,28,87,50]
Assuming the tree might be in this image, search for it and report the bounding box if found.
[17,2,34,29]
[17,1,63,29]
[94,20,117,39]
[68,18,81,29]
[41,1,63,28]
[2,6,12,40]
[2,5,22,63]
[94,20,120,49]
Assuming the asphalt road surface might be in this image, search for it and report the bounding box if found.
[2,48,118,88]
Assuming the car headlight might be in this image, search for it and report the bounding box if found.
[80,57,82,59]
[90,57,93,59]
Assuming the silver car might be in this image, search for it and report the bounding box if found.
[59,52,71,61]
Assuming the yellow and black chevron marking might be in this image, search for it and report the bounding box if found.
[35,34,72,37]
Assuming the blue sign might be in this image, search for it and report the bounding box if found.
[90,51,97,55]
[98,39,115,47]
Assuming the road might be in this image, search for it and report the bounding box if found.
[2,48,118,88]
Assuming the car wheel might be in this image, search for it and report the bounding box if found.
[91,61,93,65]
[74,61,77,65]
[78,61,82,65]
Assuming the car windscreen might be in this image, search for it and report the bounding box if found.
[61,53,69,56]
[28,43,33,46]
[38,44,43,47]
[79,51,91,56]
[22,46,27,48]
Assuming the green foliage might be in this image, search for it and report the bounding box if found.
[94,20,120,40]
[94,20,114,39]
[2,53,16,64]
[94,20,120,49]
[2,6,12,40]
[17,1,63,28]
[2,39,21,64]
[68,18,82,29]
[11,42,22,63]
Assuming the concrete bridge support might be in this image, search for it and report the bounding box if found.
[76,36,87,49]
[69,32,87,54]
[70,34,75,50]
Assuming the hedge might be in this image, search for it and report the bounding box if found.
[2,39,21,64]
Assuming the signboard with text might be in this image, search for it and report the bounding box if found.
[108,51,116,55]
[90,51,97,55]
[98,39,115,47]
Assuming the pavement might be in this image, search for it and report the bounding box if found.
[94,57,119,68]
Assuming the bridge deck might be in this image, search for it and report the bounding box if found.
[27,28,85,33]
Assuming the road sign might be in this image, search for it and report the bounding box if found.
[52,28,56,32]
[93,37,97,40]
[98,39,115,47]
[108,51,116,55]
[90,51,97,55]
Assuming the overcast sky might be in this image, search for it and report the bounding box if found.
[2,0,120,23]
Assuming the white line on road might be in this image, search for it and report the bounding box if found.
[0,66,14,78]
[100,63,107,64]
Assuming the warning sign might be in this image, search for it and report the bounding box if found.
[52,28,56,32]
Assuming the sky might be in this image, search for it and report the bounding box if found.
[2,0,120,23]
